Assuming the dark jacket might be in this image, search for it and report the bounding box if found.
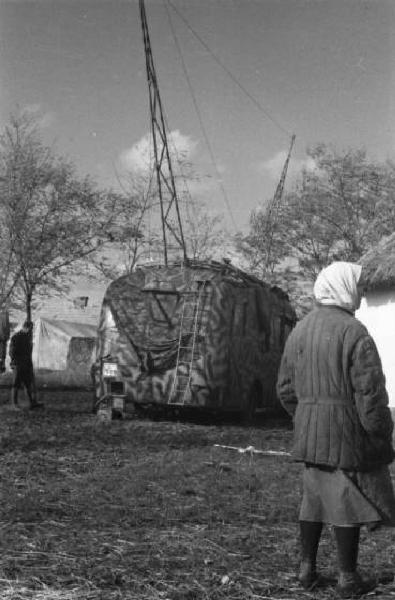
[9,330,33,366]
[276,305,394,471]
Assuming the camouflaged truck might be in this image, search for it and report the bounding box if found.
[92,260,296,419]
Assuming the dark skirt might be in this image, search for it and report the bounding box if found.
[299,464,395,527]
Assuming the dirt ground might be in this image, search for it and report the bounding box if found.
[1,390,395,600]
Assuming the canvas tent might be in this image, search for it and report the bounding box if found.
[357,232,395,407]
[4,317,97,388]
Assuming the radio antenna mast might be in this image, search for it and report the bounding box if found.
[139,0,188,265]
[264,134,296,271]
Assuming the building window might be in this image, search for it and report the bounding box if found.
[73,296,89,309]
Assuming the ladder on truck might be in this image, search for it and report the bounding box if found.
[168,281,209,405]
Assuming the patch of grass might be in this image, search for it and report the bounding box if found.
[1,392,395,599]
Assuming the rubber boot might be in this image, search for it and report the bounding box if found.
[298,520,323,589]
[334,526,375,598]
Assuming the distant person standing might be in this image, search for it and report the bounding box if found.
[9,320,42,409]
[0,308,10,373]
[277,262,395,598]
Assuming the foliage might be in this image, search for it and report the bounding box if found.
[0,113,123,319]
[240,144,395,315]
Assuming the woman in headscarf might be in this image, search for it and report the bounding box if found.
[277,262,395,598]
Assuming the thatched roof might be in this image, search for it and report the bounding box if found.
[360,233,395,291]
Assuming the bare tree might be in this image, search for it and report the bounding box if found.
[240,143,395,315]
[90,150,230,278]
[182,199,228,261]
[0,113,121,320]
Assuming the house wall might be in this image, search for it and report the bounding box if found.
[356,290,395,407]
[9,279,107,327]
[34,280,107,325]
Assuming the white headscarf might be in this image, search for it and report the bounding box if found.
[313,262,362,312]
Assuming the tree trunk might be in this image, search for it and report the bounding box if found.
[26,291,32,324]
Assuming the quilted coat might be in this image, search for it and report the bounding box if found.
[277,305,394,471]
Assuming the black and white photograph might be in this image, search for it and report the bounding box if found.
[1,1,395,598]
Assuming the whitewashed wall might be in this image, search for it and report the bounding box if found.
[356,290,395,407]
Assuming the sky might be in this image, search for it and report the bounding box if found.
[1,0,395,233]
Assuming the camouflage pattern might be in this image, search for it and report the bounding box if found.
[93,260,296,413]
